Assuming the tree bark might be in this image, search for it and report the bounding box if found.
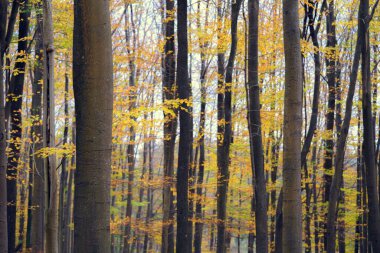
[59,68,70,253]
[247,1,268,252]
[360,0,380,251]
[6,2,30,251]
[176,0,192,252]
[123,4,137,253]
[216,2,242,253]
[73,0,113,251]
[323,1,337,249]
[30,6,45,252]
[193,3,208,251]
[42,1,58,252]
[161,1,177,252]
[325,16,362,253]
[0,0,8,251]
[282,0,303,252]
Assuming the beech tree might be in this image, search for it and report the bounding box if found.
[282,0,303,252]
[73,0,114,252]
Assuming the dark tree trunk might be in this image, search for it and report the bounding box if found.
[269,134,280,253]
[59,70,70,253]
[326,14,362,253]
[123,4,137,253]
[176,0,192,252]
[73,0,113,251]
[64,125,76,253]
[302,3,322,252]
[143,134,154,253]
[30,7,45,252]
[338,178,345,253]
[360,0,380,251]
[247,0,268,252]
[323,0,337,225]
[216,2,242,253]
[6,2,30,252]
[216,0,226,250]
[0,0,8,251]
[312,146,319,253]
[274,190,283,253]
[161,0,177,252]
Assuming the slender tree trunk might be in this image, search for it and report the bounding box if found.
[0,1,8,251]
[30,6,45,252]
[73,0,113,251]
[282,0,303,252]
[143,134,154,253]
[312,145,319,253]
[193,5,208,250]
[326,13,362,252]
[338,178,345,253]
[59,69,70,253]
[217,2,242,253]
[247,1,268,252]
[123,4,137,252]
[216,0,226,250]
[274,190,283,253]
[360,0,380,251]
[42,1,58,252]
[323,1,337,249]
[64,125,75,253]
[269,135,279,253]
[176,0,192,251]
[133,127,148,252]
[6,2,30,251]
[302,3,322,252]
[161,0,177,252]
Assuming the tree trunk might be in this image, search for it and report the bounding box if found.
[193,3,208,250]
[176,0,192,252]
[247,1,268,252]
[42,1,58,252]
[325,13,362,252]
[6,2,30,251]
[282,0,303,252]
[143,134,154,253]
[64,125,76,253]
[161,0,177,252]
[0,0,8,251]
[360,0,380,251]
[73,0,113,251]
[59,69,70,253]
[217,2,242,253]
[274,190,283,253]
[312,146,319,253]
[30,6,45,252]
[123,4,137,252]
[323,1,337,249]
